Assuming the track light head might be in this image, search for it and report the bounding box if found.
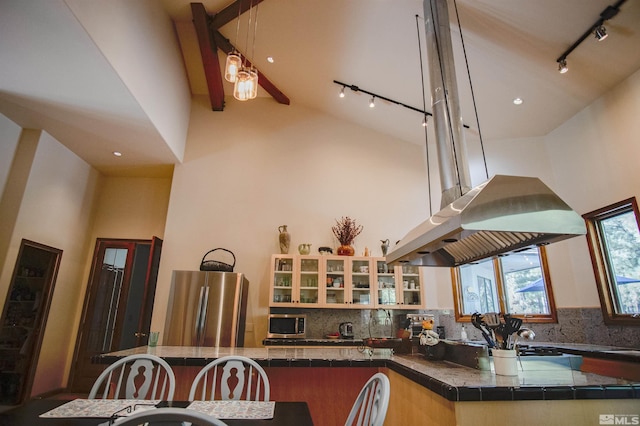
[594,25,608,41]
[422,116,428,127]
[339,86,345,98]
[369,97,375,108]
[558,59,568,74]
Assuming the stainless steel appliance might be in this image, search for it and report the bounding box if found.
[339,322,354,339]
[164,271,248,347]
[385,0,586,268]
[267,314,306,338]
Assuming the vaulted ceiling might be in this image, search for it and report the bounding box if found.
[1,0,639,176]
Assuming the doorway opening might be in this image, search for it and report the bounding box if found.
[0,239,62,405]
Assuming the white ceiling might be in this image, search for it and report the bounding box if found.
[1,0,639,177]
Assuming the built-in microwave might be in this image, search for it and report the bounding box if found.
[267,314,306,338]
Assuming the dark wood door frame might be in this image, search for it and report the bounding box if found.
[68,238,162,392]
[0,239,62,404]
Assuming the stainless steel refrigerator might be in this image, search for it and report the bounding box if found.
[163,271,249,347]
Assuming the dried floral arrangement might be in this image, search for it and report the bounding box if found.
[332,216,363,246]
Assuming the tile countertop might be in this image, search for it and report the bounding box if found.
[96,346,640,402]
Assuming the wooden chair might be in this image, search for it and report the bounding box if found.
[114,407,228,426]
[189,355,270,401]
[88,354,175,400]
[344,372,390,426]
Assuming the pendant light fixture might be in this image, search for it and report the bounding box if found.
[234,0,256,101]
[224,4,243,83]
[247,2,260,99]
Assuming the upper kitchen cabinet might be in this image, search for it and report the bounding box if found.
[324,256,374,308]
[270,255,320,307]
[375,261,424,309]
[269,255,423,309]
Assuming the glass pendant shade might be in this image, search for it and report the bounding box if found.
[225,52,242,83]
[248,68,258,99]
[233,69,251,101]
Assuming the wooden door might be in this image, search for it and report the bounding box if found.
[0,239,62,404]
[68,238,162,392]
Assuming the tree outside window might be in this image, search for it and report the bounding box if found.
[583,198,640,325]
[452,247,557,323]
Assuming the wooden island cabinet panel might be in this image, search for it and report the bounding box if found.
[265,367,378,426]
[170,365,378,426]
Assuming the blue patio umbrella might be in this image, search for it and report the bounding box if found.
[516,275,640,293]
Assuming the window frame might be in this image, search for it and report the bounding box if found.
[583,197,640,326]
[451,246,558,323]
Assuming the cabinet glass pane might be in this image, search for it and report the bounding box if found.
[300,258,319,304]
[377,261,396,305]
[273,257,293,303]
[325,288,344,305]
[351,259,370,305]
[401,265,421,305]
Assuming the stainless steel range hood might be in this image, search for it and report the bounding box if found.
[386,0,586,267]
[386,174,586,267]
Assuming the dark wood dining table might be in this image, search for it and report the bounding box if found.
[0,399,314,426]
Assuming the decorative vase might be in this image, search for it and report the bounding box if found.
[381,239,390,256]
[278,225,290,254]
[298,243,311,255]
[337,244,355,256]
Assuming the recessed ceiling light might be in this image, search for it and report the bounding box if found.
[267,56,274,63]
[113,151,122,157]
[513,98,523,105]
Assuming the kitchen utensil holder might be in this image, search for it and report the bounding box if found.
[493,349,518,376]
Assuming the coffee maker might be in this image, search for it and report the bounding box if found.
[339,322,354,339]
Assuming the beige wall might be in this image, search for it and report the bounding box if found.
[0,115,173,397]
[65,0,191,161]
[544,68,640,308]
[151,96,437,345]
[0,114,21,196]
[0,129,100,396]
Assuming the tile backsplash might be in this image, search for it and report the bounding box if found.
[270,307,639,348]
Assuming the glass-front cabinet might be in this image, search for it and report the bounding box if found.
[271,256,295,305]
[374,261,424,309]
[350,258,373,307]
[399,265,422,307]
[298,257,319,304]
[375,259,397,306]
[269,255,423,309]
[324,258,346,306]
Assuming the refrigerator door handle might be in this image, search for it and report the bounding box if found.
[199,286,210,346]
[195,286,205,344]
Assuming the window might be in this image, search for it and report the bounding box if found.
[583,198,640,325]
[452,247,557,323]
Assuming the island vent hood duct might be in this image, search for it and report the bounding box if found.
[385,0,586,268]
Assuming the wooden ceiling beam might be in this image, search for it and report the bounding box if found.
[191,3,224,111]
[213,32,290,105]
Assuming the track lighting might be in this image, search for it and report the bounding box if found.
[555,0,626,73]
[594,25,608,41]
[558,59,568,74]
[332,80,473,129]
[422,116,428,127]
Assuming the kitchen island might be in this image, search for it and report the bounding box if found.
[97,346,639,426]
